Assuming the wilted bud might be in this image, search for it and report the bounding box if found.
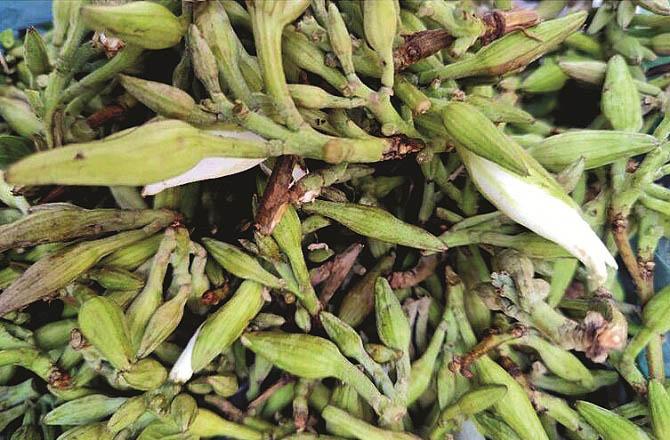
[339,253,396,327]
[81,1,186,49]
[202,238,284,289]
[374,278,411,351]
[43,394,127,425]
[23,28,50,77]
[187,24,223,97]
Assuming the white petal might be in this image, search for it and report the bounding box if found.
[461,149,617,286]
[142,129,267,196]
[169,324,202,383]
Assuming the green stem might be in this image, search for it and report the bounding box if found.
[251,14,304,130]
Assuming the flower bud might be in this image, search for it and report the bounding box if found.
[170,394,198,432]
[576,401,650,440]
[44,394,127,425]
[374,278,410,351]
[0,97,42,138]
[303,200,446,252]
[363,0,398,88]
[171,280,265,382]
[649,379,670,440]
[419,12,587,82]
[107,395,146,433]
[202,238,284,290]
[119,75,216,125]
[81,1,186,50]
[23,28,50,77]
[79,297,134,371]
[119,358,167,391]
[442,102,616,286]
[602,55,642,132]
[528,130,659,172]
[327,3,355,76]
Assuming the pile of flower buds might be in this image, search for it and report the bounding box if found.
[0,0,669,438]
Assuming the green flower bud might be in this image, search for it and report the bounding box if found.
[419,12,587,82]
[57,423,113,440]
[528,130,659,172]
[119,75,217,125]
[0,97,42,138]
[44,394,127,425]
[170,280,265,382]
[79,297,134,371]
[374,278,410,351]
[602,55,642,132]
[322,405,419,440]
[649,379,670,440]
[83,266,145,291]
[81,1,186,50]
[303,200,446,252]
[170,394,198,432]
[202,238,284,290]
[23,27,50,77]
[119,358,167,391]
[520,59,568,93]
[576,401,651,440]
[33,319,77,350]
[272,205,321,315]
[189,408,263,440]
[107,395,146,433]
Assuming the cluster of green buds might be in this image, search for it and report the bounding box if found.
[0,0,670,438]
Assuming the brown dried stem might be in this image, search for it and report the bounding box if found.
[254,155,298,235]
[393,9,540,72]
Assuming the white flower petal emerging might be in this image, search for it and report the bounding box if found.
[142,128,267,196]
[169,324,202,383]
[460,148,617,286]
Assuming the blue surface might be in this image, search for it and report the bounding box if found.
[0,1,52,33]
